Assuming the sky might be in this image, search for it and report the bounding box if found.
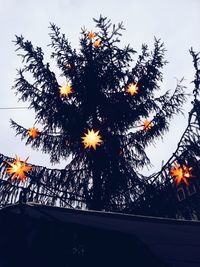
[0,0,200,175]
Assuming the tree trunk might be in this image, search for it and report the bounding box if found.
[90,158,103,211]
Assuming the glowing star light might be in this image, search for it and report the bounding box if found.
[170,162,192,186]
[66,63,72,70]
[6,155,32,182]
[93,39,101,48]
[87,31,96,40]
[127,82,139,96]
[143,119,153,131]
[59,84,72,97]
[81,129,103,150]
[28,127,39,138]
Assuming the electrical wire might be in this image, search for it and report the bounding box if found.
[0,107,28,110]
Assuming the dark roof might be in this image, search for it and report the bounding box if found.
[1,203,200,267]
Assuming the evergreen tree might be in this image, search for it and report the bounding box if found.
[132,48,200,219]
[0,16,186,212]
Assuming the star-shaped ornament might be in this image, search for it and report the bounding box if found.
[59,84,72,97]
[28,127,39,138]
[93,39,101,48]
[143,120,153,131]
[127,83,139,96]
[88,31,96,40]
[170,162,192,186]
[81,129,103,150]
[6,155,32,182]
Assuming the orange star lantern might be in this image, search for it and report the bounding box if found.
[6,155,32,182]
[143,119,153,131]
[93,39,101,48]
[127,82,139,96]
[88,31,96,40]
[170,162,192,186]
[59,84,72,97]
[66,63,72,70]
[81,129,103,150]
[28,127,39,138]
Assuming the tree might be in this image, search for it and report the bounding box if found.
[130,48,200,219]
[0,16,186,212]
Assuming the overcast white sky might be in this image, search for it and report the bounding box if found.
[0,0,200,174]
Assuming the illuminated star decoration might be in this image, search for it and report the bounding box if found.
[93,39,101,48]
[88,31,96,40]
[143,119,153,131]
[6,155,32,182]
[170,162,192,186]
[127,82,139,96]
[66,63,72,70]
[81,129,103,150]
[59,84,72,97]
[28,127,39,138]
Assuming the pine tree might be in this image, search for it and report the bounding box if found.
[0,16,186,212]
[132,48,200,219]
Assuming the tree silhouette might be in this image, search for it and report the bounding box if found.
[131,48,200,219]
[0,16,186,212]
